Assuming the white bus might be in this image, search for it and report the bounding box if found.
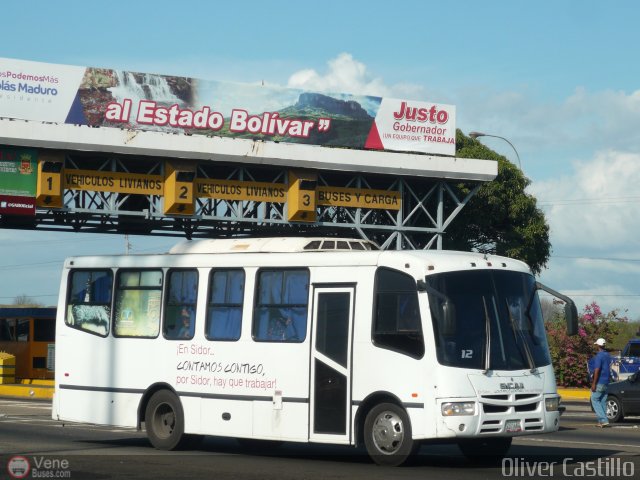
[52,237,577,466]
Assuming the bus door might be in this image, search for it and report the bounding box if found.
[309,286,355,444]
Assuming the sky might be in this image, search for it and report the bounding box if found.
[1,0,640,320]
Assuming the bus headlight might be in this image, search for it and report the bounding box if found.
[545,397,560,412]
[441,402,476,416]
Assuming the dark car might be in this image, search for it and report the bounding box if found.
[606,371,640,422]
[617,339,640,376]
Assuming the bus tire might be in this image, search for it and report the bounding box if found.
[363,402,415,466]
[145,390,186,450]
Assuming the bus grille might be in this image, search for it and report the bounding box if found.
[478,393,543,433]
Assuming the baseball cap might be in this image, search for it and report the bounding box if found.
[594,338,606,346]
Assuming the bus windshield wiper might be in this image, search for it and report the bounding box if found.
[505,299,537,373]
[482,296,491,374]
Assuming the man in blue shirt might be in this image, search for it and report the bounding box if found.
[591,338,613,427]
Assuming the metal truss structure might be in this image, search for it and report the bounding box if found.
[0,150,483,251]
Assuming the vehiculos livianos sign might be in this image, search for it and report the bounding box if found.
[61,169,401,210]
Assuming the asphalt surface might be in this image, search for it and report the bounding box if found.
[1,398,639,479]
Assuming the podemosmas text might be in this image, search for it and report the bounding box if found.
[0,70,60,83]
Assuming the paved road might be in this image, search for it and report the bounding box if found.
[1,399,639,479]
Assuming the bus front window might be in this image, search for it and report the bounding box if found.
[426,270,551,371]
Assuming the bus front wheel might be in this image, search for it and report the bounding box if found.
[363,402,416,466]
[145,390,185,450]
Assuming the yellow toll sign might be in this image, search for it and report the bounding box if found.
[64,169,163,195]
[317,186,401,210]
[195,179,286,203]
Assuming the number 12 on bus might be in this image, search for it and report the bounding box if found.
[51,237,577,466]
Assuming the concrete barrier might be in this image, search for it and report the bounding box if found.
[0,352,16,384]
[0,379,54,399]
[558,388,590,401]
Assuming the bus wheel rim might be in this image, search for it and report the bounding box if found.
[372,411,404,454]
[153,403,175,438]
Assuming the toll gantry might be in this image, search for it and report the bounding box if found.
[0,57,496,249]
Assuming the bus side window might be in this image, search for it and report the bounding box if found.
[163,269,198,340]
[206,269,244,341]
[65,269,113,337]
[114,270,162,338]
[253,269,309,342]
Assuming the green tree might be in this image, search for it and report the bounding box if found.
[444,130,550,275]
[611,320,640,351]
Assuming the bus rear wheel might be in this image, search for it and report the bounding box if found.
[145,390,185,450]
[363,402,416,466]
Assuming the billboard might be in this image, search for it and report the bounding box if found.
[0,57,456,156]
[0,147,36,216]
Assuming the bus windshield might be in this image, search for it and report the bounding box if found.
[426,269,551,371]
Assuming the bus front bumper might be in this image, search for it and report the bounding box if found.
[436,395,561,438]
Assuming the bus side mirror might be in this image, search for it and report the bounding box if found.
[536,282,578,336]
[565,302,578,336]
